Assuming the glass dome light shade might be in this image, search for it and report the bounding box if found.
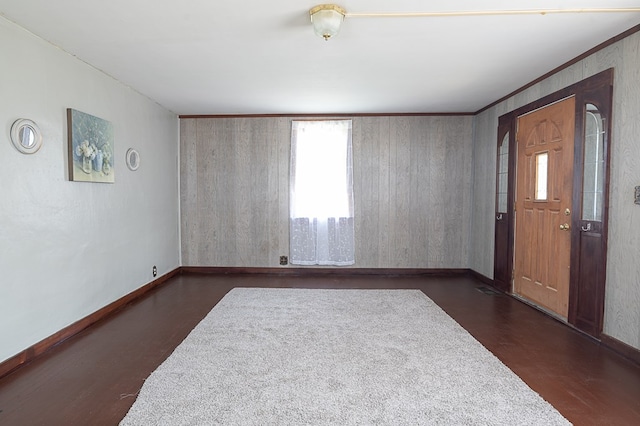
[310,4,346,40]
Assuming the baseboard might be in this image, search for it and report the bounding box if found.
[467,270,495,287]
[4,266,639,379]
[0,266,470,379]
[180,266,469,277]
[466,272,640,367]
[600,334,640,366]
[0,268,180,380]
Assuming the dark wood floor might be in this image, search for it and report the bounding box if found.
[1,272,639,425]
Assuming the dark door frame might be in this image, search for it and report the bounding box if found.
[492,116,516,293]
[493,68,613,338]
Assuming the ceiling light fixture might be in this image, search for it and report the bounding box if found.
[309,4,347,41]
[309,5,640,41]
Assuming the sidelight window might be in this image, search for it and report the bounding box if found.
[497,133,509,213]
[582,104,605,222]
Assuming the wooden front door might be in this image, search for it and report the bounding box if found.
[514,97,575,318]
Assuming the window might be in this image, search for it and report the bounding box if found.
[535,152,548,201]
[289,120,354,266]
[497,132,509,213]
[582,104,604,221]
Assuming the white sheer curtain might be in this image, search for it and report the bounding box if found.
[290,120,355,266]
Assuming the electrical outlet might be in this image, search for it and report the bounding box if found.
[152,265,157,277]
[279,256,288,265]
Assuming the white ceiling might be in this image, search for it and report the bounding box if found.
[1,1,639,115]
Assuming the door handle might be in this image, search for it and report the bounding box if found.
[581,223,592,232]
[496,213,503,221]
[560,223,570,231]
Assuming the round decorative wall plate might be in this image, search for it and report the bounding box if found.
[126,148,140,171]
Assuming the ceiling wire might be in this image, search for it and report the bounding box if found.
[345,8,640,18]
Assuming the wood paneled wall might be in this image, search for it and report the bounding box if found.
[180,116,473,268]
[470,31,640,350]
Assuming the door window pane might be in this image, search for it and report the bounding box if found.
[535,152,548,201]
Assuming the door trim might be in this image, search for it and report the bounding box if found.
[492,116,516,293]
[493,68,613,338]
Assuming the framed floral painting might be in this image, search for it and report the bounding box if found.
[67,108,114,183]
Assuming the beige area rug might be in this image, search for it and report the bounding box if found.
[120,288,570,425]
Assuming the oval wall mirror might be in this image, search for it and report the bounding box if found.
[126,148,140,171]
[10,118,43,154]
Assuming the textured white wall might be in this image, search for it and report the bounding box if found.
[0,18,180,363]
[470,32,640,350]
